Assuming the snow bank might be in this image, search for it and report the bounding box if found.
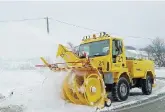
[0,22,59,59]
[155,69,165,78]
[0,70,94,112]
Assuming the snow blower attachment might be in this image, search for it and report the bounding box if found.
[37,44,111,109]
[36,32,156,109]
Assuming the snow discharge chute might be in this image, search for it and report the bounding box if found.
[36,44,111,109]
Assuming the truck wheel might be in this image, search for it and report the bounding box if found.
[141,75,152,95]
[112,77,130,101]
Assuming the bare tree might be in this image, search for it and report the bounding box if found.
[143,45,153,60]
[144,37,165,67]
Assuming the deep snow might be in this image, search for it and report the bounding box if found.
[0,69,165,112]
[0,70,94,112]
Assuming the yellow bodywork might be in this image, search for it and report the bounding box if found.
[38,32,155,108]
[126,60,155,79]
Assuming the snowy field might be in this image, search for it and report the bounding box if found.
[0,69,165,112]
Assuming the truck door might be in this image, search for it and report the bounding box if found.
[111,39,125,71]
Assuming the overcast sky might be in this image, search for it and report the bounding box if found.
[0,1,165,48]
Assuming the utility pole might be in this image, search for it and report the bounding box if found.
[45,17,49,34]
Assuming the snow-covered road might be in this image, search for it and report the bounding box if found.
[0,69,165,112]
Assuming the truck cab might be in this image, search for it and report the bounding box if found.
[76,32,155,101]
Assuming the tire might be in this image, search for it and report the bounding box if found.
[141,75,152,95]
[112,77,130,101]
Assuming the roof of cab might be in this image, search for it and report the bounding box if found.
[80,32,123,44]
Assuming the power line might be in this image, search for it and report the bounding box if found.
[126,36,153,41]
[0,17,45,23]
[0,17,154,41]
[0,17,49,34]
[50,18,102,32]
[50,18,153,41]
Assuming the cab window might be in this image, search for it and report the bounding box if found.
[112,39,123,62]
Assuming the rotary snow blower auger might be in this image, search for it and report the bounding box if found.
[36,43,111,109]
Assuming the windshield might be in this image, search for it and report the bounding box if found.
[79,39,109,58]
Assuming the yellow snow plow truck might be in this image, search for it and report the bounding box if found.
[37,32,156,109]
